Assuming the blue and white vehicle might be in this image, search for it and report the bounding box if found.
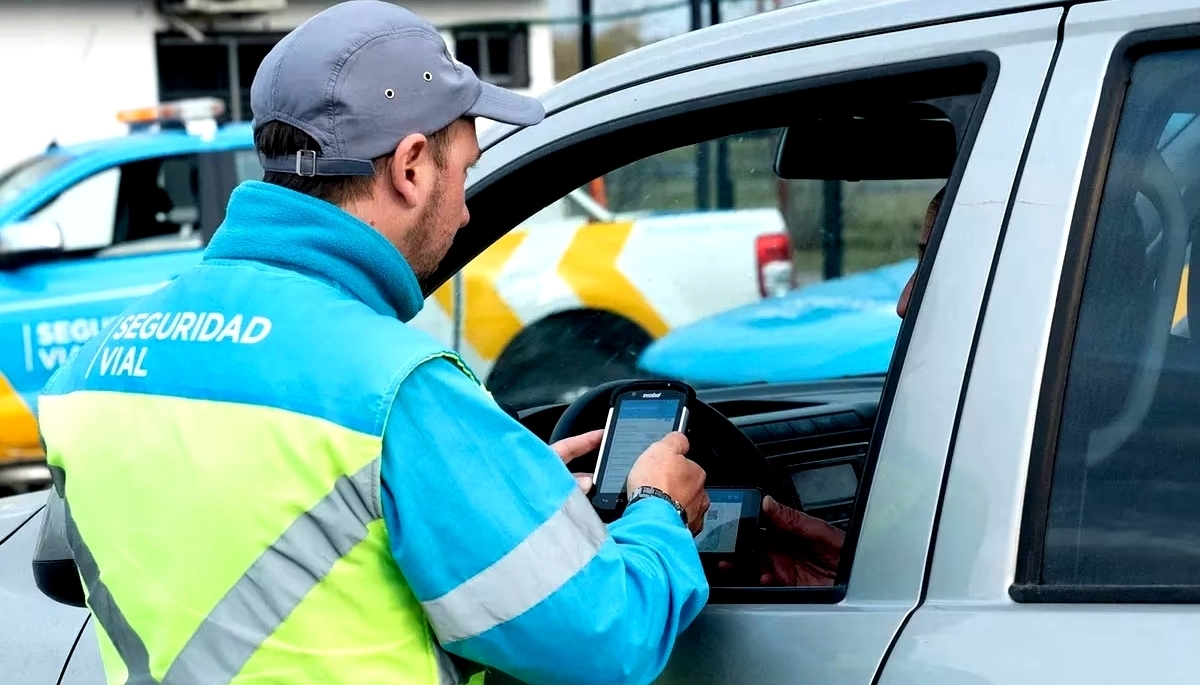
[0,98,261,490]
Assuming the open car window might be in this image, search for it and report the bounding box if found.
[441,59,995,596]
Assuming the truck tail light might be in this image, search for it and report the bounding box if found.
[756,232,795,298]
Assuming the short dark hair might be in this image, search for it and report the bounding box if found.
[254,120,456,206]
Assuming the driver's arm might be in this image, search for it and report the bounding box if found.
[379,357,709,685]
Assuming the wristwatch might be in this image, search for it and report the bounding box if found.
[628,486,689,527]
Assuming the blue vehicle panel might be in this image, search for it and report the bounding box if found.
[0,121,255,473]
[637,259,914,386]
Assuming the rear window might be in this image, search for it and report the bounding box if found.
[0,153,74,208]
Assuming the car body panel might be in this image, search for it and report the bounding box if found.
[879,2,1200,684]
[0,490,46,542]
[0,497,90,685]
[477,0,1102,150]
[637,259,913,386]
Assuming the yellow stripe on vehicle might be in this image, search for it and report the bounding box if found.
[0,373,44,461]
[557,222,669,339]
[1175,264,1189,328]
[463,231,528,361]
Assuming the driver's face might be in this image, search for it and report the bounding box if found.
[896,189,944,319]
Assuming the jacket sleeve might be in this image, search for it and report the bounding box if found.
[378,357,709,685]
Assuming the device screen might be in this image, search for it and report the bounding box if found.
[695,489,745,554]
[597,397,682,498]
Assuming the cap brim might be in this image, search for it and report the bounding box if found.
[466,82,545,127]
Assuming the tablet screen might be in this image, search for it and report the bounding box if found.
[597,398,681,497]
[695,489,744,553]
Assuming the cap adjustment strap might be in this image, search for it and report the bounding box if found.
[295,149,318,177]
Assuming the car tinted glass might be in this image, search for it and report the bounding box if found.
[1043,48,1200,586]
[0,153,73,208]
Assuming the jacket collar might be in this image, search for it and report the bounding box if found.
[203,181,425,321]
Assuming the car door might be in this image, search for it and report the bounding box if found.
[878,2,1200,684]
[0,150,229,464]
[441,7,1062,684]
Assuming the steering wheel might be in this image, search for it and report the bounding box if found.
[548,379,798,511]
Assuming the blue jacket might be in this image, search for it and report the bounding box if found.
[204,181,709,685]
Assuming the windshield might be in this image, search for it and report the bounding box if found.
[0,153,73,208]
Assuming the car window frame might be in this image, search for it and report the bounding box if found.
[1013,24,1200,604]
[456,51,1001,605]
[14,150,235,265]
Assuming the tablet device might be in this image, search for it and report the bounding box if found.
[591,382,693,512]
[694,487,763,559]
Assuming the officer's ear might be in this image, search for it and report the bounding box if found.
[388,133,435,208]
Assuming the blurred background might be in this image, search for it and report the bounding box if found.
[0,0,931,287]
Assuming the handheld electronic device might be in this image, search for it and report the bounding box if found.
[591,381,694,513]
[694,487,764,561]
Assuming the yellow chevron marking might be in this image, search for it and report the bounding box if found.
[1175,264,1189,328]
[0,373,45,461]
[462,230,528,361]
[557,222,669,339]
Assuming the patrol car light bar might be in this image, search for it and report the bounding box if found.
[117,97,226,125]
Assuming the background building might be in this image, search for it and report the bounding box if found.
[0,0,554,172]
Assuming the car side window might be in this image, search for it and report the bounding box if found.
[31,154,203,256]
[1037,47,1200,586]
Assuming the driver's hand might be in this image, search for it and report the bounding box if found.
[718,496,845,586]
[626,432,710,535]
[551,429,604,494]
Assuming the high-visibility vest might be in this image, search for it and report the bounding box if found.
[38,256,485,685]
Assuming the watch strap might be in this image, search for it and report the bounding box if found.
[628,486,688,527]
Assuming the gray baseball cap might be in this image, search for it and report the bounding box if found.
[251,0,545,177]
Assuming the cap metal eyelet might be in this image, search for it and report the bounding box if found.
[384,89,395,99]
[423,71,433,82]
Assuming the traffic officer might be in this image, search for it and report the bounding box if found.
[36,2,711,685]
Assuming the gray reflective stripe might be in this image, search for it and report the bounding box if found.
[433,642,470,685]
[161,459,381,685]
[422,488,608,644]
[62,500,160,685]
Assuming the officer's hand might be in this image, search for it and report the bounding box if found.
[551,429,604,494]
[627,432,709,535]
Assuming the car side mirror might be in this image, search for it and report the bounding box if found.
[32,486,86,608]
[0,218,65,262]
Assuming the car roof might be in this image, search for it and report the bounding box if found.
[52,121,254,161]
[481,0,1085,148]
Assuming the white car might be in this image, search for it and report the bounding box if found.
[10,0,1200,683]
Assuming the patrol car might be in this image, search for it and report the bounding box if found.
[0,98,793,492]
[11,0,1200,682]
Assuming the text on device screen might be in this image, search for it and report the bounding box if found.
[598,399,680,496]
[695,489,743,553]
